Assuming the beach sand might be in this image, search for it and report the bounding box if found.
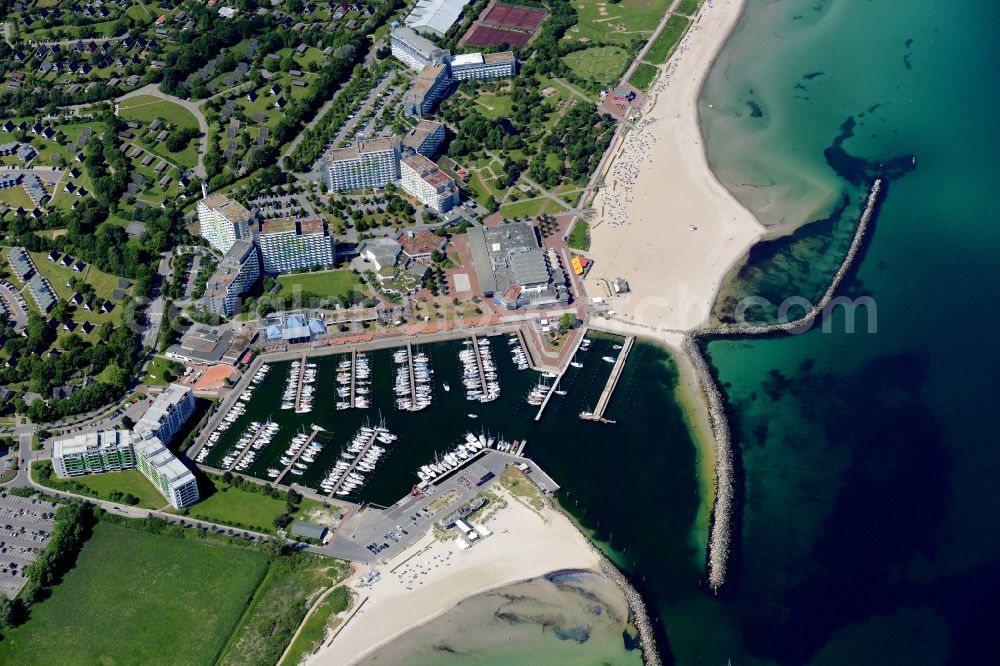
[586,0,761,332]
[309,488,602,666]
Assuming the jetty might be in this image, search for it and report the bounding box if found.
[325,429,379,498]
[534,329,588,421]
[226,427,267,472]
[275,425,323,485]
[581,336,634,423]
[293,354,307,412]
[469,334,489,392]
[349,349,357,408]
[404,342,417,408]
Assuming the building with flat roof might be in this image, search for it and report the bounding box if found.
[403,62,451,117]
[51,430,136,477]
[399,153,460,214]
[256,217,334,274]
[358,237,402,271]
[390,25,449,71]
[401,119,447,158]
[449,51,517,80]
[467,222,568,309]
[323,138,400,192]
[166,324,235,364]
[133,434,199,509]
[51,429,199,509]
[204,239,260,317]
[197,194,252,253]
[289,521,329,541]
[136,383,196,446]
[405,0,471,37]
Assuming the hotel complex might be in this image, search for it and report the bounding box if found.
[256,217,334,274]
[403,62,451,117]
[204,239,260,317]
[448,52,517,81]
[51,384,200,509]
[400,153,460,214]
[401,119,447,158]
[323,137,400,192]
[390,25,448,72]
[197,194,252,253]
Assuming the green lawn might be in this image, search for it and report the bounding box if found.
[475,92,514,120]
[643,15,692,65]
[31,461,167,509]
[500,197,548,219]
[563,46,631,84]
[629,63,660,91]
[277,269,364,301]
[187,476,289,532]
[567,218,592,251]
[570,0,671,45]
[279,587,352,666]
[143,355,185,386]
[119,95,200,130]
[0,520,270,665]
[0,185,35,210]
[676,0,703,16]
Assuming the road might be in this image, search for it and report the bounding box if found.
[141,250,173,350]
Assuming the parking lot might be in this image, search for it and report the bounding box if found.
[0,493,58,598]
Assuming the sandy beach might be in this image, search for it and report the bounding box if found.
[309,488,602,666]
[586,0,761,333]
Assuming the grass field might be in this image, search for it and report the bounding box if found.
[0,520,270,665]
[187,476,290,532]
[475,92,515,119]
[277,269,364,302]
[569,0,671,44]
[567,218,591,251]
[0,185,35,210]
[279,587,352,666]
[119,95,200,131]
[563,45,631,84]
[643,15,691,65]
[499,196,569,219]
[31,461,168,510]
[629,62,660,91]
[676,0,703,16]
[142,355,184,386]
[219,555,346,666]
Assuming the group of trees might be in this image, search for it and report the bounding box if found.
[529,102,614,187]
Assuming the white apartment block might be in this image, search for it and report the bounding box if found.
[52,430,136,477]
[204,239,260,317]
[135,383,196,446]
[448,51,517,81]
[197,194,252,253]
[390,25,449,72]
[51,429,200,510]
[323,138,400,192]
[403,62,451,117]
[401,119,447,158]
[256,217,334,274]
[133,434,200,509]
[400,153,460,214]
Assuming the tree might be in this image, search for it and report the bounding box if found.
[558,313,576,332]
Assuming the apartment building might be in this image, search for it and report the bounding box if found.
[448,51,517,81]
[323,138,400,192]
[197,194,252,253]
[401,119,447,158]
[403,62,451,117]
[51,430,137,477]
[256,217,334,274]
[390,25,449,72]
[399,153,460,214]
[133,435,200,509]
[135,383,196,446]
[203,239,260,317]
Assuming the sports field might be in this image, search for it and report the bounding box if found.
[0,520,269,665]
[464,25,532,48]
[482,3,547,31]
[563,45,630,84]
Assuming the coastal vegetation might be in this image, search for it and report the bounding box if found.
[628,63,659,91]
[279,586,352,666]
[642,15,692,65]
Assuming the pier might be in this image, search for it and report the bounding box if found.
[275,425,323,486]
[293,354,307,412]
[226,427,267,472]
[405,342,417,409]
[534,328,588,421]
[325,429,379,499]
[581,335,634,424]
[469,334,489,394]
[349,349,357,408]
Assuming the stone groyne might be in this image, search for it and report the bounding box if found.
[548,498,661,666]
[688,178,884,590]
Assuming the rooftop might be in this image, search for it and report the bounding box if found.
[405,0,471,37]
[401,119,445,151]
[391,25,447,60]
[200,194,251,224]
[327,137,397,162]
[53,430,132,458]
[134,434,196,487]
[135,384,192,438]
[167,324,236,364]
[259,217,327,236]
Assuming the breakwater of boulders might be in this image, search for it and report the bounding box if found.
[687,179,884,590]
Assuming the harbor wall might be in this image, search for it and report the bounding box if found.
[689,179,884,590]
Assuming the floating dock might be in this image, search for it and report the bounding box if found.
[581,336,634,424]
[349,349,357,408]
[293,354,308,412]
[325,429,380,499]
[470,334,489,394]
[275,425,323,485]
[405,342,417,408]
[226,427,268,472]
[534,329,588,421]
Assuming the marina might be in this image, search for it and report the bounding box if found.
[274,424,325,485]
[580,336,635,424]
[394,342,433,411]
